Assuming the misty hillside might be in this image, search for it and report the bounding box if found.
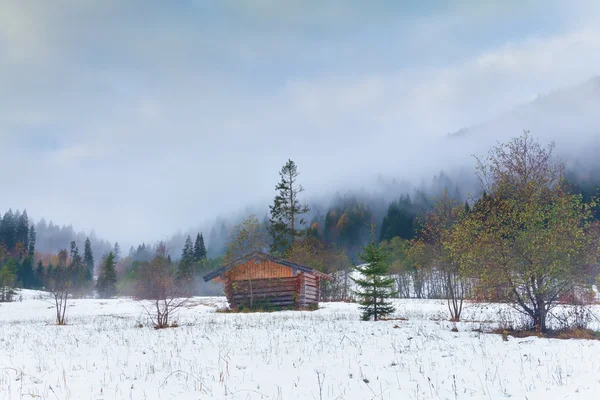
[5,77,600,264]
[449,76,600,162]
[164,77,600,260]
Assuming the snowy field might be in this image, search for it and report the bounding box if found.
[1,291,600,400]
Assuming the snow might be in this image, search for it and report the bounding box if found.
[1,292,600,399]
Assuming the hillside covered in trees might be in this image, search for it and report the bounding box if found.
[2,153,599,300]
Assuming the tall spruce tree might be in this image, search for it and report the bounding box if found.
[16,211,29,257]
[269,159,310,254]
[0,209,17,252]
[96,252,117,298]
[68,242,88,287]
[28,224,36,256]
[176,235,195,295]
[352,225,396,321]
[83,238,94,279]
[193,233,207,263]
[181,235,193,264]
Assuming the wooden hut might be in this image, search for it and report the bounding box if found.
[203,252,333,310]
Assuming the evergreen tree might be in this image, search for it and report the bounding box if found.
[177,236,195,292]
[269,159,310,254]
[16,210,29,257]
[193,233,207,263]
[352,226,396,321]
[35,260,44,288]
[0,209,17,252]
[193,233,201,262]
[68,242,88,287]
[83,238,95,278]
[181,235,193,264]
[113,242,121,262]
[17,257,35,288]
[96,252,117,298]
[28,224,36,256]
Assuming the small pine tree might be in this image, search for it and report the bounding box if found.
[83,238,94,280]
[177,236,195,294]
[96,252,117,298]
[193,233,207,264]
[182,235,193,264]
[28,224,36,257]
[199,233,207,261]
[352,226,396,321]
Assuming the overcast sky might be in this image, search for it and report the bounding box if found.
[1,0,600,243]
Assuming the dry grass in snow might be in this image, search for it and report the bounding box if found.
[1,291,600,399]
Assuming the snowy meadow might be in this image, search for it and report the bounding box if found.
[1,291,600,400]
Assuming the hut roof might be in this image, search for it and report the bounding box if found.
[202,251,333,282]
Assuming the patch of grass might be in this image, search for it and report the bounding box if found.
[553,328,600,340]
[217,306,302,314]
[153,322,179,330]
[216,303,319,314]
[493,327,600,341]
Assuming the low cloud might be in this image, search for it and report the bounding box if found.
[1,0,599,244]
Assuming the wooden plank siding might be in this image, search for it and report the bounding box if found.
[226,260,294,281]
[224,274,320,310]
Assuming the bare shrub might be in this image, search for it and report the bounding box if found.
[135,243,189,329]
[45,249,72,325]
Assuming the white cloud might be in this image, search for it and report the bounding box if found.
[1,0,599,243]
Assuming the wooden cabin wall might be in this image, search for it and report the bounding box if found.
[226,260,294,281]
[225,276,298,308]
[298,273,320,306]
[224,273,322,309]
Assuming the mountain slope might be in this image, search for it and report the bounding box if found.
[449,76,600,162]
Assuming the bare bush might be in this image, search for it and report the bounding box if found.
[135,243,189,329]
[44,250,72,325]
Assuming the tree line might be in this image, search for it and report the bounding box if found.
[0,210,37,300]
[3,132,599,330]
